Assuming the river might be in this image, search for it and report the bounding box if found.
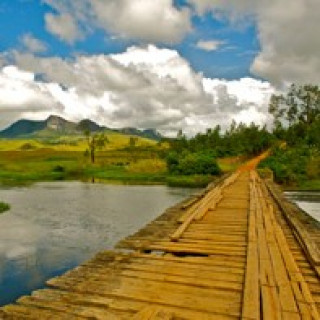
[285,191,320,222]
[0,182,198,306]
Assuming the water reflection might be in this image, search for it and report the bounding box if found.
[0,182,197,305]
[285,191,320,222]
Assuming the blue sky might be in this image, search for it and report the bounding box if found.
[0,0,259,79]
[0,0,318,134]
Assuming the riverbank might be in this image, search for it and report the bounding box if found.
[282,179,320,191]
[0,148,241,188]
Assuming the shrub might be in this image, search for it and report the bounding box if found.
[166,152,180,173]
[167,152,221,176]
[0,202,10,214]
[259,146,316,185]
[52,165,65,173]
[20,143,36,150]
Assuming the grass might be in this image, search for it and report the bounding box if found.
[0,136,169,186]
[298,179,320,190]
[0,137,247,188]
[282,179,320,191]
[0,133,156,152]
[83,165,167,184]
[166,175,214,188]
[0,202,10,214]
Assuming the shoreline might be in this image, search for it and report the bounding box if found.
[1,175,319,190]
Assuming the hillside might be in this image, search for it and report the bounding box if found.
[0,115,162,141]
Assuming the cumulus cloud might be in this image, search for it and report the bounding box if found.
[45,12,82,44]
[40,0,320,86]
[203,77,275,126]
[0,66,64,129]
[188,0,320,86]
[196,40,224,51]
[43,0,191,44]
[1,46,275,135]
[91,0,191,43]
[20,34,47,53]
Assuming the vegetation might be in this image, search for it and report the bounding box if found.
[259,84,320,189]
[0,83,318,189]
[167,151,221,175]
[84,130,109,163]
[168,123,273,158]
[0,202,10,214]
[166,175,214,188]
[164,122,273,182]
[0,135,163,185]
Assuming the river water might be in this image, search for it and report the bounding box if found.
[0,182,197,306]
[285,191,320,222]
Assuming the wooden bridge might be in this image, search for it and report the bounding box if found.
[1,160,320,319]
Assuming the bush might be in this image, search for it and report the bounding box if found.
[52,165,65,173]
[166,152,180,173]
[0,202,10,214]
[259,146,316,185]
[167,152,221,176]
[20,143,36,150]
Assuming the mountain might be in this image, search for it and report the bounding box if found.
[0,115,77,138]
[0,119,46,138]
[141,128,162,141]
[76,119,105,132]
[46,115,76,133]
[117,127,162,141]
[0,115,163,140]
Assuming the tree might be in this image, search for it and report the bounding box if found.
[269,84,320,127]
[84,130,108,164]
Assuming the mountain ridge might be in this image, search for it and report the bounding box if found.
[0,115,162,141]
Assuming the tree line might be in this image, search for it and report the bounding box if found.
[165,84,320,186]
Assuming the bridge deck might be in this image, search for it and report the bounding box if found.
[1,170,319,319]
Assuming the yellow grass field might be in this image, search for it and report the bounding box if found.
[0,133,156,152]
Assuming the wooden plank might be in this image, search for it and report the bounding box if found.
[242,244,259,320]
[31,289,237,320]
[266,181,320,267]
[16,296,123,319]
[261,285,282,320]
[47,278,242,317]
[132,306,174,320]
[242,174,259,320]
[170,203,205,241]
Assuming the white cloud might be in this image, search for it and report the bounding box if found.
[0,66,64,129]
[188,0,320,86]
[196,40,224,51]
[1,46,275,136]
[20,34,47,53]
[91,0,191,43]
[45,13,82,44]
[43,0,191,44]
[203,77,274,126]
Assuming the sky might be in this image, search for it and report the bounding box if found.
[0,0,319,136]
